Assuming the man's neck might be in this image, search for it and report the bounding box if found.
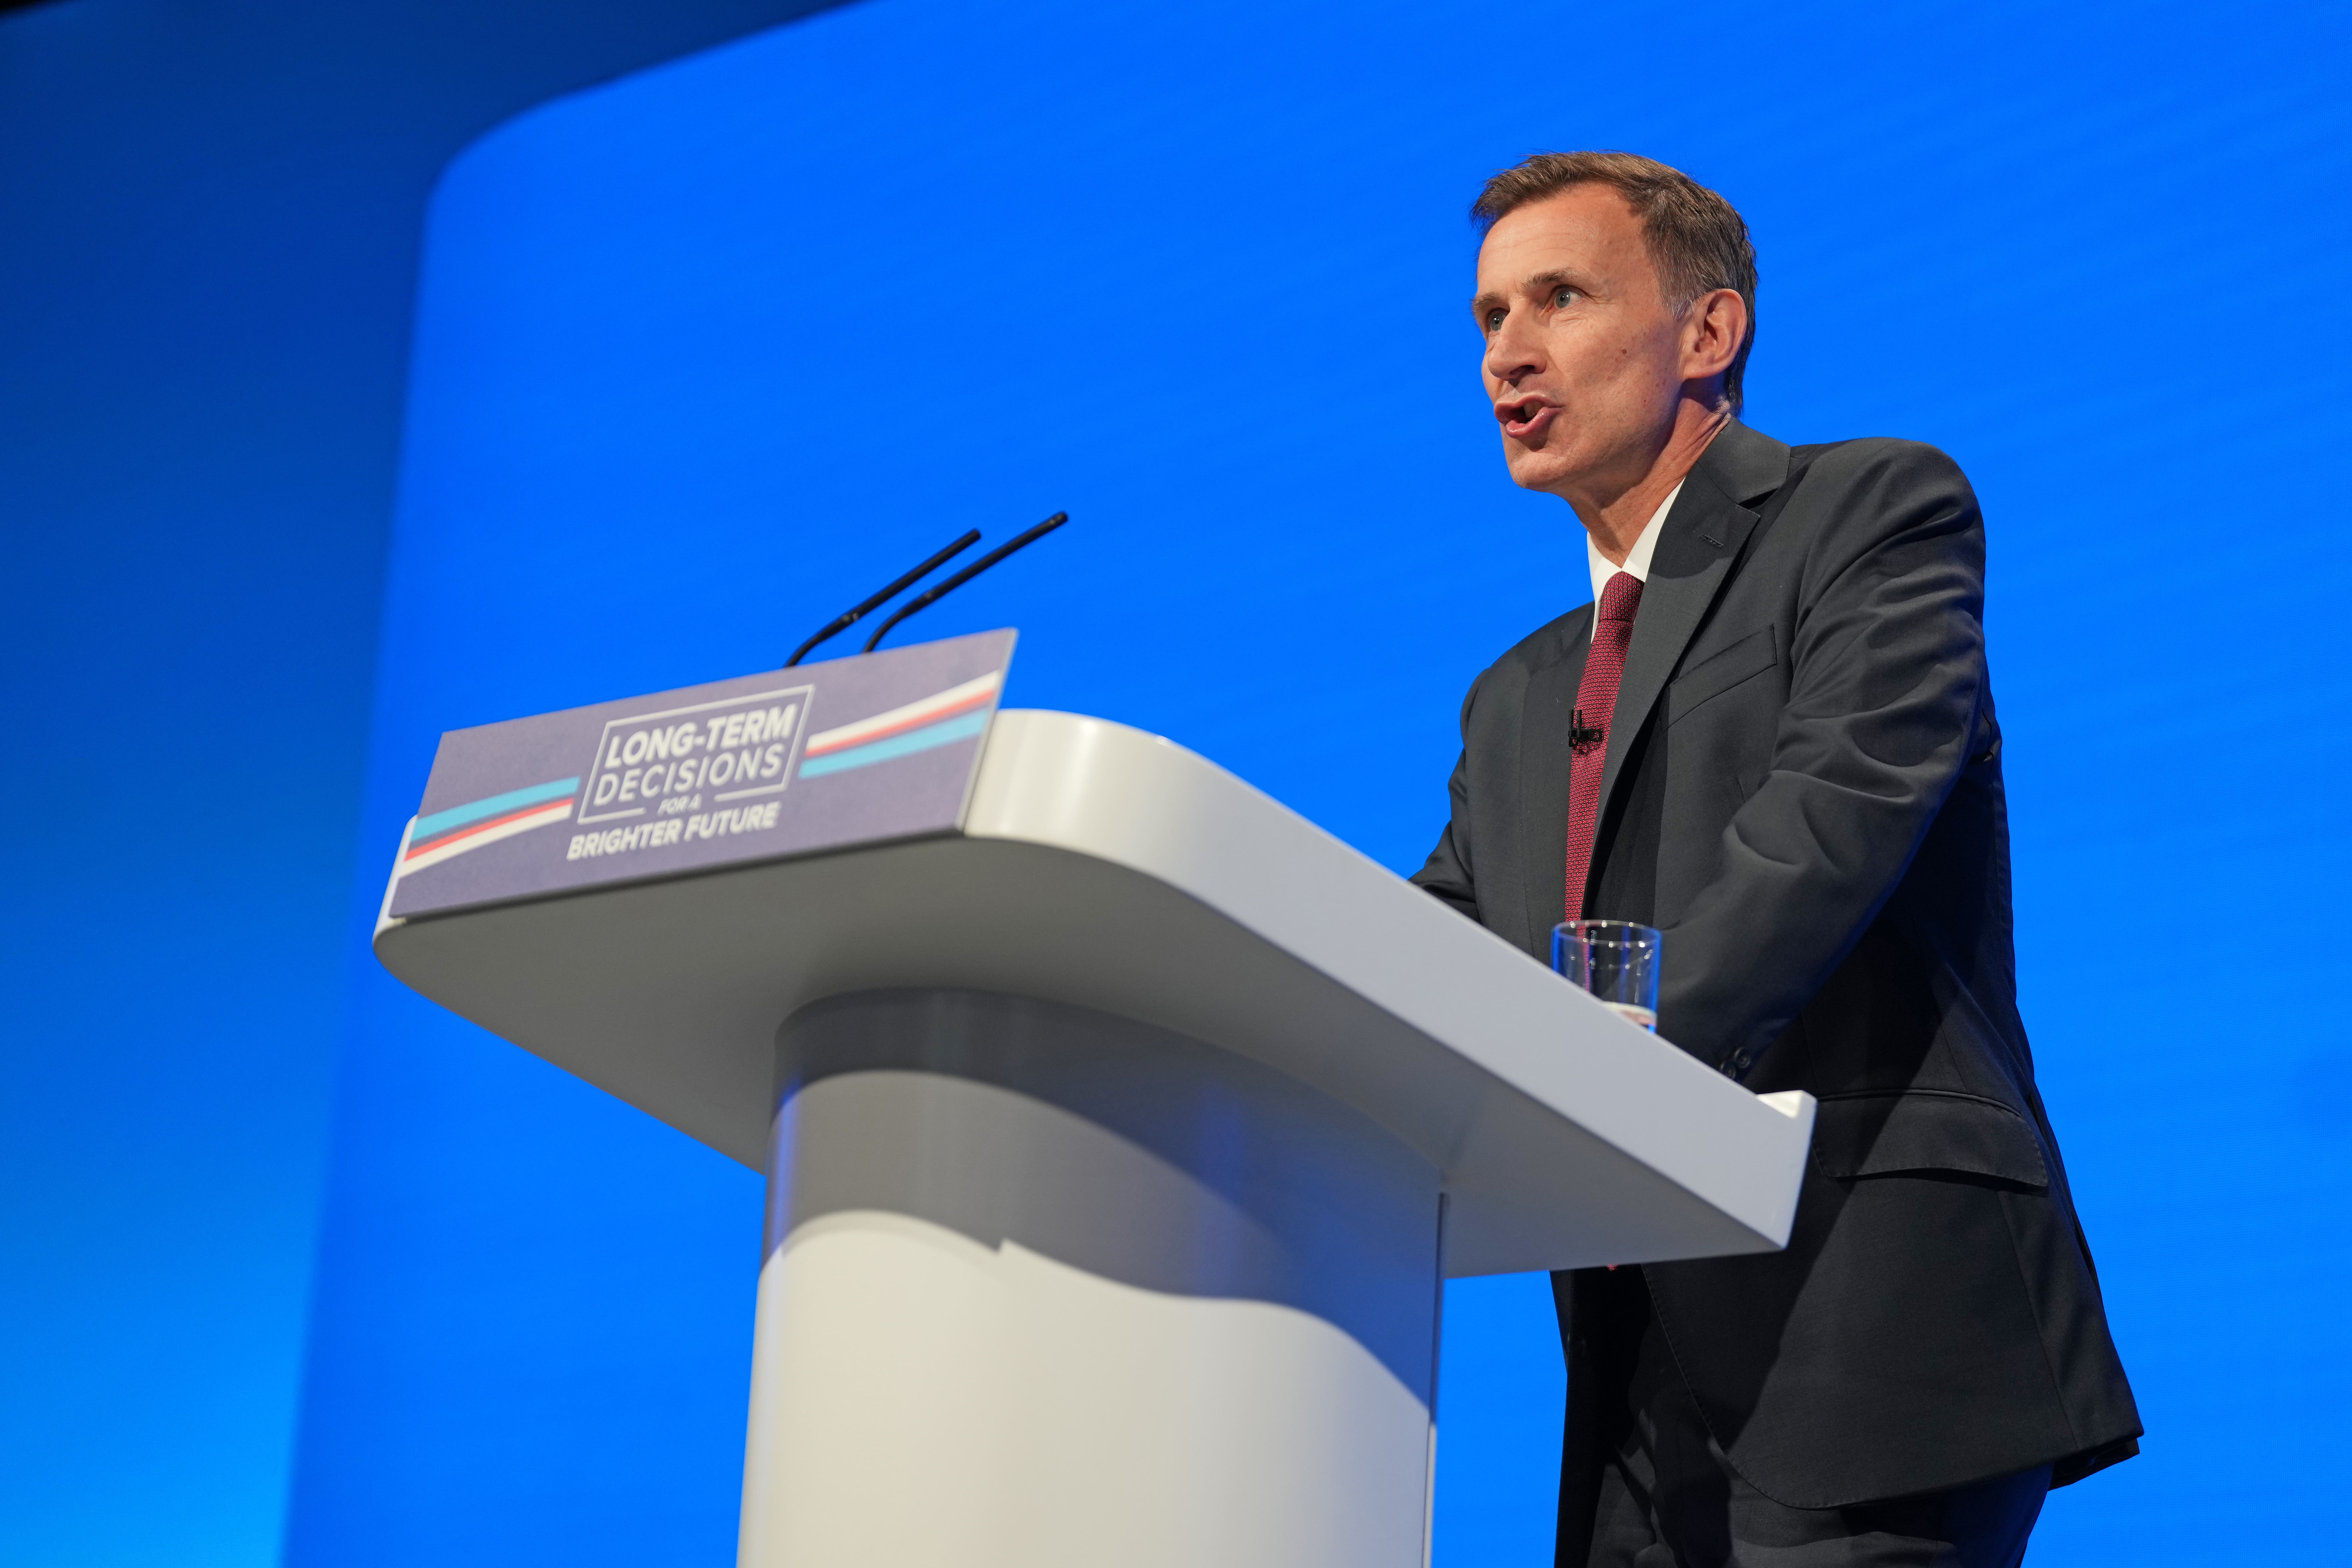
[1574,402,1732,566]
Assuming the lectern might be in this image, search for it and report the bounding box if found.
[373,631,1814,1568]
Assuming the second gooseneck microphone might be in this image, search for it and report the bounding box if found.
[860,512,1068,653]
[785,530,980,667]
[783,511,1069,669]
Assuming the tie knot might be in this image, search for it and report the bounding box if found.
[1597,571,1643,626]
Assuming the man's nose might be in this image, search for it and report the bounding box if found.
[1484,311,1543,387]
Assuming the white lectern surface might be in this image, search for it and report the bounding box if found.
[379,706,1811,1274]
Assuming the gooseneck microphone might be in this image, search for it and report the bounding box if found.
[860,512,1069,653]
[785,529,981,667]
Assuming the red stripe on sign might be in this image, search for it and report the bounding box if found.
[407,798,574,859]
[804,689,994,756]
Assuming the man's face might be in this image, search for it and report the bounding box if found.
[1473,185,1691,500]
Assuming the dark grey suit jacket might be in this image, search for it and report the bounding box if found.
[1414,421,2140,1507]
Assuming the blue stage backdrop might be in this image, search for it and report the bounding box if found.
[0,3,842,1564]
[290,1,2351,1563]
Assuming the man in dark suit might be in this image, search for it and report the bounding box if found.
[1412,152,2141,1566]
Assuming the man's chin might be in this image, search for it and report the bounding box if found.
[1503,448,1579,498]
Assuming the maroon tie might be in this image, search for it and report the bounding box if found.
[1564,571,1644,920]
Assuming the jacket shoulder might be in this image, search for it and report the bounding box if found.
[1486,602,1591,680]
[1785,435,1975,495]
[1769,436,1984,565]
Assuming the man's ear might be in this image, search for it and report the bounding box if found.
[1682,287,1747,388]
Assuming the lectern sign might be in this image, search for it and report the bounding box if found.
[575,685,812,826]
[385,629,1016,920]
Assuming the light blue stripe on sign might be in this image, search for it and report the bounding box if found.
[413,777,581,841]
[797,710,988,778]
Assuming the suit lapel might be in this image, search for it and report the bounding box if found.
[1595,422,1790,828]
[1518,610,1591,948]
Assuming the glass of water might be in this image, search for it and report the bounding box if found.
[1552,920,1663,1031]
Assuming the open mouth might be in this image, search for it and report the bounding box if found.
[1499,398,1556,440]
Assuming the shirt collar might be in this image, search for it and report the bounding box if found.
[1586,479,1683,609]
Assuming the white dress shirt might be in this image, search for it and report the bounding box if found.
[1586,480,1684,628]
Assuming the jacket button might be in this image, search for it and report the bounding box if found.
[1731,1051,1752,1071]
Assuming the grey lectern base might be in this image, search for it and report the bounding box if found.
[743,989,1442,1566]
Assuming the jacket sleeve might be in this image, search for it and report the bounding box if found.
[1410,667,1485,924]
[1660,442,1988,1076]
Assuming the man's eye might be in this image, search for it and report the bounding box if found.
[1484,309,1507,333]
[1552,286,1579,308]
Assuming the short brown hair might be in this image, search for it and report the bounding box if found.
[1472,151,1758,412]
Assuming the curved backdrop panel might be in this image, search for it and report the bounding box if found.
[289,0,2352,1562]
